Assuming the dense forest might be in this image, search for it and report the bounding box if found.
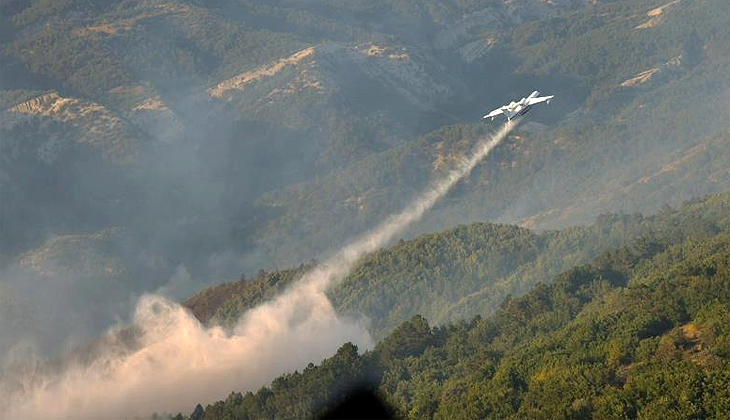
[180,190,730,419]
[186,190,730,341]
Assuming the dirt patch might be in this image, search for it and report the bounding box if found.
[264,60,324,101]
[619,56,682,87]
[133,96,167,112]
[8,92,138,162]
[357,44,410,60]
[636,0,681,29]
[209,47,316,98]
[620,68,660,86]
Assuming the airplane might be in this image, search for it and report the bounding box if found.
[483,91,554,121]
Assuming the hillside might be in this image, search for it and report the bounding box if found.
[2,1,730,418]
[249,0,730,268]
[183,189,730,419]
[3,0,729,278]
[1,0,730,383]
[186,190,730,342]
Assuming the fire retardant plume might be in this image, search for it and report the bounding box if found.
[0,121,515,419]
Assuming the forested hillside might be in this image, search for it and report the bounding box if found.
[3,0,729,284]
[251,0,730,266]
[3,0,730,418]
[2,0,729,385]
[183,189,730,419]
[186,190,730,340]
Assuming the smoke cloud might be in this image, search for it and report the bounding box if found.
[2,294,371,419]
[0,122,515,419]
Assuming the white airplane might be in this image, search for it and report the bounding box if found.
[483,91,554,121]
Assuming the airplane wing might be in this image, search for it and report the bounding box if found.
[525,95,553,106]
[483,107,507,119]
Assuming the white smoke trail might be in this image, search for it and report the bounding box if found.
[298,120,515,293]
[1,122,514,419]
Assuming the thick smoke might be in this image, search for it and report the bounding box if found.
[0,122,514,419]
[2,294,371,419]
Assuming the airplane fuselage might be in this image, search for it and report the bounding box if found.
[484,90,554,121]
[505,105,531,121]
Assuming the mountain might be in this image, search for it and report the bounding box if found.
[183,189,730,419]
[247,0,730,268]
[3,0,729,284]
[1,0,729,395]
[3,0,730,418]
